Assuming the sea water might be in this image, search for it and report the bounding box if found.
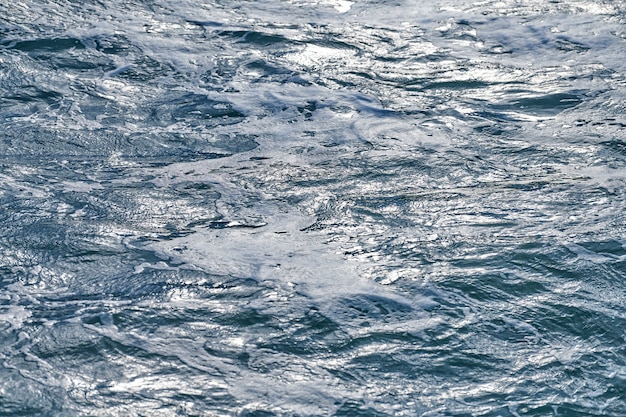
[1,0,625,415]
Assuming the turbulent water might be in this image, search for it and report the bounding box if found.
[1,0,626,415]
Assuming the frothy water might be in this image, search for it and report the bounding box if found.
[1,1,625,415]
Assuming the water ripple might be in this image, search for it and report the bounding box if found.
[1,0,625,416]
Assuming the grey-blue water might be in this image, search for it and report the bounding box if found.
[1,1,626,415]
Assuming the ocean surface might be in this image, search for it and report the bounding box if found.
[1,0,625,415]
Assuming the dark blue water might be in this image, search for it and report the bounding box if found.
[1,1,626,415]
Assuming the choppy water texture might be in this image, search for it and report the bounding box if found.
[1,0,626,415]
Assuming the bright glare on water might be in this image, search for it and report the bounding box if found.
[1,1,626,416]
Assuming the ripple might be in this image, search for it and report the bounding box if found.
[1,0,625,416]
